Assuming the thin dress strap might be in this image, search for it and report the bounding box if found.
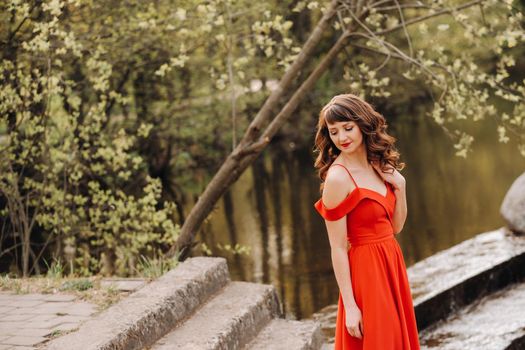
[330,163,359,188]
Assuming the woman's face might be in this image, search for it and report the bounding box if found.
[326,120,364,153]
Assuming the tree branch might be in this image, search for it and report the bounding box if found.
[170,0,342,259]
[375,0,484,36]
[345,5,445,83]
[375,3,431,11]
[393,0,414,57]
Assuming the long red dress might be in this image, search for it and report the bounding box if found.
[314,163,420,350]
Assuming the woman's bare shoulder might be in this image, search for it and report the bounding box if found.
[322,166,354,208]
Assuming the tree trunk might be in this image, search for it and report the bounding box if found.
[171,0,349,260]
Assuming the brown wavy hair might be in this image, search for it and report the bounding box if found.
[313,93,405,187]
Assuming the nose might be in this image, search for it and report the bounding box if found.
[338,133,347,143]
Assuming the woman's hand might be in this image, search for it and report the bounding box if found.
[345,304,364,339]
[371,161,405,191]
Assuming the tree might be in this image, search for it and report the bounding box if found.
[0,0,184,276]
[172,0,525,259]
[0,0,325,275]
[0,0,522,274]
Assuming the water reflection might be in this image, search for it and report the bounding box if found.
[191,112,523,321]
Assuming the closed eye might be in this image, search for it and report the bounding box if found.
[328,125,353,135]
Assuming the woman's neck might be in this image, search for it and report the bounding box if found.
[339,147,369,169]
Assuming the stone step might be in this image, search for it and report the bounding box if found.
[43,257,230,350]
[311,303,336,346]
[152,281,282,349]
[242,318,323,350]
[408,227,525,330]
[419,280,525,349]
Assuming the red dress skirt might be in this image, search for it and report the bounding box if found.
[314,164,420,350]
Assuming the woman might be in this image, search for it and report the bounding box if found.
[313,94,420,349]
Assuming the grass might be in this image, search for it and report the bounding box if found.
[49,329,63,338]
[135,254,180,279]
[44,258,65,279]
[0,256,183,310]
[60,279,94,291]
[0,274,130,311]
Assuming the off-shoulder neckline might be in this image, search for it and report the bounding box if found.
[320,183,391,210]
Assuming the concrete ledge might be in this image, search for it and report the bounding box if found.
[310,303,336,348]
[244,318,323,350]
[419,281,525,349]
[43,257,230,350]
[408,227,525,330]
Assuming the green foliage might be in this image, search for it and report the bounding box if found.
[60,278,93,291]
[216,242,252,256]
[0,0,182,276]
[45,258,65,279]
[334,0,525,157]
[0,275,24,294]
[0,0,523,276]
[134,254,180,279]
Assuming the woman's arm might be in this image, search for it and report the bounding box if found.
[392,182,407,234]
[322,168,358,311]
[325,218,358,310]
[318,166,364,338]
